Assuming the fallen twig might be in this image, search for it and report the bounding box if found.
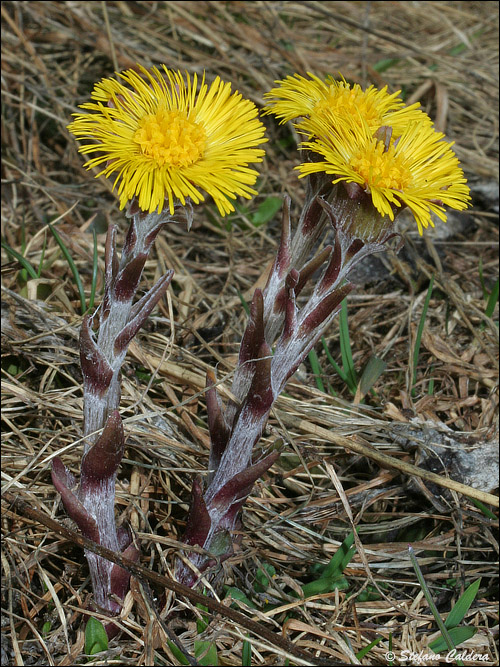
[2,491,342,666]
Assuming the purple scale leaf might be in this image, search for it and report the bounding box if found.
[117,524,133,551]
[209,450,280,519]
[113,271,173,355]
[80,315,113,397]
[125,197,141,218]
[51,455,76,490]
[105,225,119,283]
[112,253,149,302]
[296,246,332,295]
[299,196,324,237]
[281,282,298,342]
[273,195,291,279]
[128,269,174,322]
[101,226,118,322]
[183,477,212,547]
[317,237,342,293]
[122,219,138,257]
[244,341,273,418]
[206,370,231,476]
[345,238,365,262]
[143,223,165,253]
[108,541,140,606]
[80,410,124,488]
[271,288,286,317]
[297,171,332,237]
[299,282,353,336]
[271,268,300,319]
[343,181,367,201]
[51,457,100,543]
[238,288,265,365]
[286,268,299,290]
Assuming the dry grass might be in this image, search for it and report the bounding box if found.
[1,2,498,665]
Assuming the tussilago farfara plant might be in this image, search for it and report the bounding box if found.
[55,65,470,630]
[177,72,470,585]
[54,64,266,634]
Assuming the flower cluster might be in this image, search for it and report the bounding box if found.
[264,72,470,234]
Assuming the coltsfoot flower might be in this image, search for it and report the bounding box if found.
[68,65,267,215]
[298,113,471,234]
[263,72,429,136]
[264,73,471,235]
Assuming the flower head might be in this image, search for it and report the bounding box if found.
[68,65,267,215]
[263,72,429,136]
[264,72,470,234]
[298,112,471,234]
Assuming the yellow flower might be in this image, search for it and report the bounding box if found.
[68,65,267,215]
[298,113,471,234]
[263,72,429,137]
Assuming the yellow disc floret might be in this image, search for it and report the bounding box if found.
[134,110,206,168]
[351,139,412,192]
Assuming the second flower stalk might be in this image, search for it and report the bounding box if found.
[176,180,403,585]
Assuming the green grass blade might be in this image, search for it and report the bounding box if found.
[308,348,325,392]
[300,574,349,598]
[242,635,252,666]
[20,217,27,254]
[195,640,218,666]
[36,231,48,279]
[449,42,468,56]
[409,545,464,666]
[427,367,435,396]
[470,498,497,520]
[321,336,349,384]
[84,617,108,655]
[250,196,283,227]
[224,587,256,609]
[255,563,276,592]
[339,544,357,573]
[48,223,87,314]
[88,227,98,312]
[1,240,39,280]
[355,636,383,660]
[322,531,356,580]
[196,601,210,634]
[358,356,387,396]
[237,288,250,315]
[300,531,356,598]
[388,632,394,666]
[412,275,434,397]
[478,258,488,300]
[373,58,400,73]
[20,218,28,283]
[167,640,190,665]
[339,298,357,392]
[445,579,481,629]
[428,626,477,654]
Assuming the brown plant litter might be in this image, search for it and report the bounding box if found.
[1,2,498,665]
